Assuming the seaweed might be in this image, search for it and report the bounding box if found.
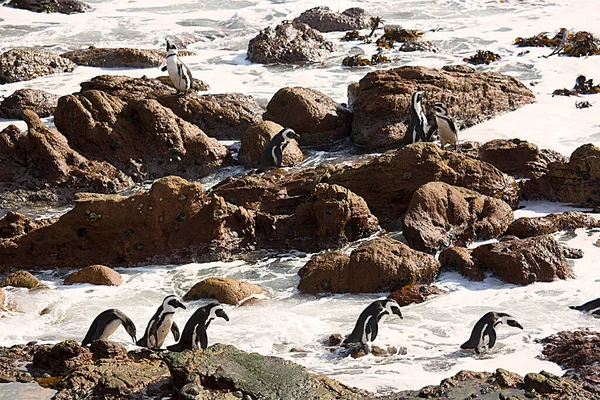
[463,50,502,65]
[575,100,592,109]
[342,53,391,67]
[340,30,364,42]
[376,28,424,49]
[515,28,600,57]
[340,16,385,43]
[552,75,600,97]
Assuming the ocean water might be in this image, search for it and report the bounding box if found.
[0,0,600,396]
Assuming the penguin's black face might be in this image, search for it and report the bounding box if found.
[412,91,424,107]
[506,318,523,330]
[166,40,177,52]
[432,102,447,115]
[384,300,403,319]
[168,298,186,310]
[215,308,229,322]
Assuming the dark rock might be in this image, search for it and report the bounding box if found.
[524,371,564,394]
[0,344,35,383]
[263,87,353,147]
[63,265,123,286]
[539,330,600,369]
[0,212,50,239]
[0,49,76,84]
[182,277,267,305]
[562,245,584,259]
[5,0,90,14]
[32,340,92,375]
[402,182,514,253]
[324,334,344,347]
[88,340,128,360]
[388,284,447,307]
[506,211,600,238]
[293,7,372,33]
[348,65,536,150]
[298,237,439,294]
[61,47,193,68]
[439,246,485,281]
[247,22,335,64]
[239,120,303,168]
[0,89,58,118]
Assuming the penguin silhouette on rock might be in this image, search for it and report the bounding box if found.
[343,299,403,354]
[461,312,523,354]
[82,309,137,346]
[258,128,301,172]
[167,303,229,351]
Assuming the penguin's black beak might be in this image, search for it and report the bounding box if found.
[216,309,229,322]
[508,320,523,330]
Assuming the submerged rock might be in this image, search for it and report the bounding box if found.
[506,211,600,238]
[293,7,372,32]
[0,49,76,84]
[61,47,194,68]
[239,120,303,168]
[183,277,267,305]
[63,265,122,286]
[5,0,91,14]
[0,89,58,119]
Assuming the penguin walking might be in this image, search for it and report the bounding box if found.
[137,295,186,349]
[570,298,600,317]
[461,312,523,354]
[258,128,301,172]
[82,309,137,346]
[432,101,460,151]
[167,303,229,351]
[161,40,194,95]
[400,91,428,147]
[343,299,403,354]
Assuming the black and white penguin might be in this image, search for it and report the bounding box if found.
[461,312,523,354]
[432,101,459,151]
[136,295,186,349]
[258,128,301,172]
[400,91,428,147]
[161,40,194,95]
[343,299,403,354]
[81,309,137,346]
[167,303,229,351]
[570,298,600,317]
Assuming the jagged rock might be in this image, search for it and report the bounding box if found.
[165,343,369,400]
[0,270,45,289]
[0,89,58,118]
[5,0,90,14]
[402,182,514,253]
[506,211,600,238]
[53,91,229,181]
[63,265,122,286]
[348,65,536,150]
[388,284,447,306]
[238,120,303,168]
[0,212,43,239]
[298,237,438,294]
[539,330,600,369]
[263,87,353,146]
[0,49,76,84]
[471,235,572,285]
[293,7,372,33]
[61,47,194,68]
[183,277,267,305]
[32,340,92,375]
[247,22,336,64]
[0,344,35,383]
[439,246,484,281]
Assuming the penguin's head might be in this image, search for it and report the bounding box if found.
[122,319,137,344]
[412,91,425,107]
[574,75,587,90]
[208,303,230,322]
[281,128,300,142]
[506,318,523,330]
[165,39,178,55]
[432,102,448,116]
[163,295,186,312]
[497,313,523,329]
[384,299,403,319]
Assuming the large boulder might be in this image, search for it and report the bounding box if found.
[298,237,439,294]
[293,7,372,32]
[5,0,90,14]
[61,47,194,68]
[438,246,484,281]
[183,277,266,305]
[348,65,536,150]
[238,120,303,168]
[263,87,353,147]
[506,211,600,238]
[63,265,122,286]
[247,22,336,64]
[403,182,514,253]
[471,235,573,285]
[539,330,600,370]
[0,89,58,119]
[0,49,76,84]
[0,270,44,289]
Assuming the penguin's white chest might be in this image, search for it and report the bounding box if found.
[166,58,188,91]
[436,116,458,146]
[156,314,174,347]
[99,320,121,340]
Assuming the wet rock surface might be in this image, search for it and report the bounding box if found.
[263,86,353,147]
[0,49,76,84]
[293,7,372,32]
[5,0,91,14]
[63,265,123,286]
[0,270,46,289]
[388,284,447,307]
[247,21,336,64]
[402,182,514,253]
[61,47,193,68]
[439,246,485,281]
[0,88,58,119]
[238,120,303,168]
[0,212,52,239]
[183,277,267,305]
[506,211,600,238]
[348,65,535,150]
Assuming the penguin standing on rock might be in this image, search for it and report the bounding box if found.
[570,298,600,317]
[137,295,186,349]
[162,40,194,95]
[461,312,523,354]
[343,299,403,354]
[82,309,137,346]
[167,303,229,351]
[258,128,301,172]
[432,101,460,151]
[400,91,428,147]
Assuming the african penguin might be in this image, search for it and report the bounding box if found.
[161,40,194,95]
[258,128,301,172]
[461,312,523,354]
[343,299,403,354]
[400,91,428,147]
[82,309,137,346]
[137,295,186,349]
[167,303,229,351]
[432,101,459,151]
[570,298,600,317]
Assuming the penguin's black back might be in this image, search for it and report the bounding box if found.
[344,300,387,344]
[168,305,211,351]
[82,309,126,346]
[460,311,497,350]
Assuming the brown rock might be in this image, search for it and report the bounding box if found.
[439,246,485,281]
[403,182,514,253]
[0,270,44,289]
[88,340,128,360]
[0,89,58,119]
[239,120,303,168]
[506,211,600,238]
[293,7,372,32]
[324,333,344,347]
[348,65,536,150]
[61,47,194,68]
[64,265,122,286]
[264,87,353,147]
[155,75,209,93]
[0,287,4,308]
[539,330,600,369]
[32,340,92,375]
[388,284,447,307]
[6,0,90,14]
[183,277,266,305]
[0,212,54,239]
[0,49,76,84]
[247,22,336,64]
[471,235,572,285]
[298,237,439,294]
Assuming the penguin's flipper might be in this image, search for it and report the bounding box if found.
[195,326,209,350]
[485,324,497,350]
[161,65,167,72]
[148,321,159,348]
[171,321,181,342]
[415,119,428,143]
[82,319,99,346]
